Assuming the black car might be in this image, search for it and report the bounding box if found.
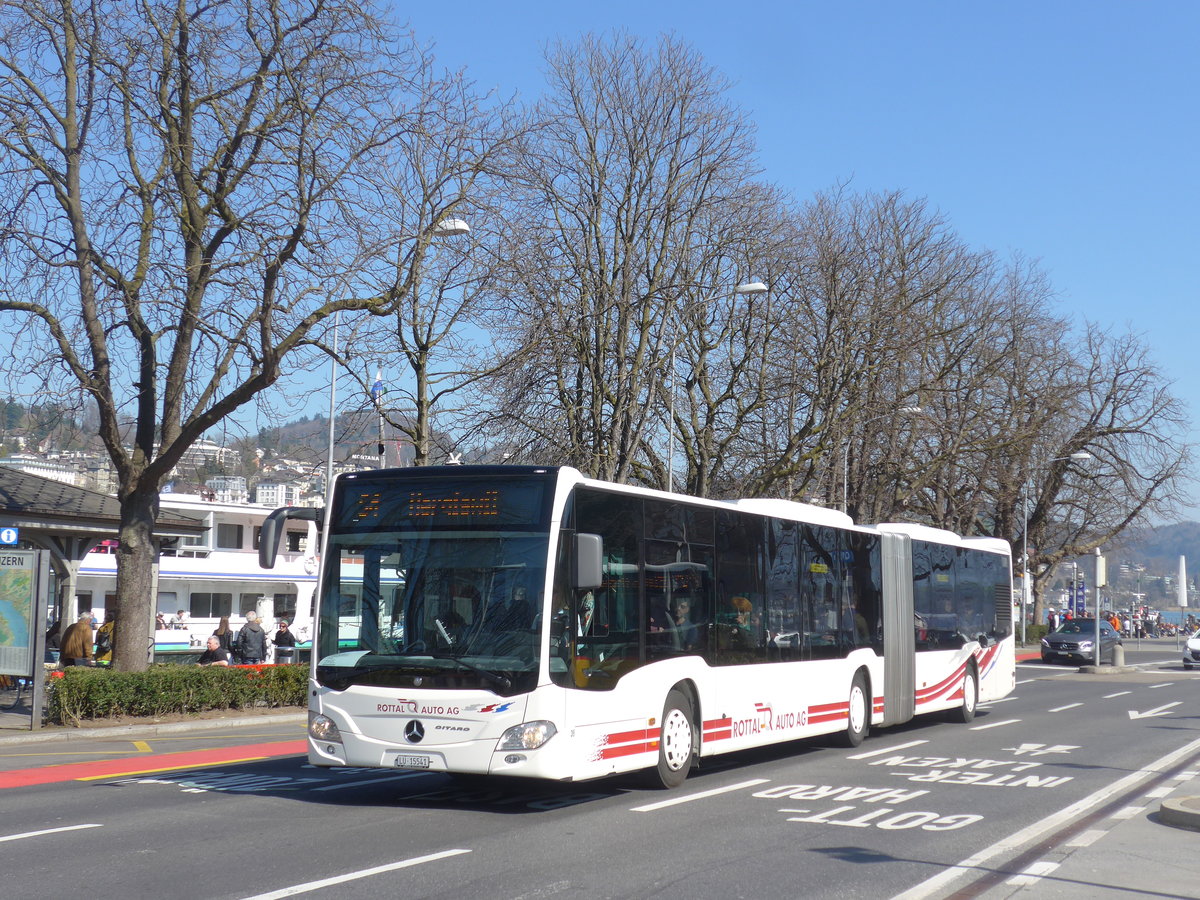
[1041,619,1122,665]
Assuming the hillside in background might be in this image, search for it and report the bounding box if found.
[1109,521,1200,575]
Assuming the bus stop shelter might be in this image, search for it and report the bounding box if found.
[0,467,205,626]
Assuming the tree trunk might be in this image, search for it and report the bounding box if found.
[112,488,159,673]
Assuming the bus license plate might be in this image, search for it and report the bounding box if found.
[394,754,432,769]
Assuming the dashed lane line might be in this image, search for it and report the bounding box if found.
[240,849,472,900]
[630,778,769,812]
[0,823,102,843]
[847,740,930,760]
[969,718,1020,731]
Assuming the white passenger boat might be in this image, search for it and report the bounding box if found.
[77,492,318,661]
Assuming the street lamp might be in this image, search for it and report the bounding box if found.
[324,217,471,507]
[841,406,922,515]
[666,280,768,494]
[1020,450,1092,645]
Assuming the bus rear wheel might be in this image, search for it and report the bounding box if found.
[948,665,978,723]
[649,689,695,789]
[839,671,870,747]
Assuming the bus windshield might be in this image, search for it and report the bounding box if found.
[314,470,554,695]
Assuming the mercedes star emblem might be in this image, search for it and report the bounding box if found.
[404,720,425,743]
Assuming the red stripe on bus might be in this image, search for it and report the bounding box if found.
[808,711,848,724]
[599,740,658,759]
[808,701,849,715]
[915,660,968,701]
[605,727,658,746]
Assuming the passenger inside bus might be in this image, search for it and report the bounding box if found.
[646,595,673,644]
[671,596,698,651]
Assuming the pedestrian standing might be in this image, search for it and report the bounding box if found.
[95,611,116,665]
[235,611,268,665]
[59,614,95,667]
[272,620,298,664]
[213,616,235,655]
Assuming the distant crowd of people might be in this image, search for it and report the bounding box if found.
[45,610,299,667]
[1046,607,1192,638]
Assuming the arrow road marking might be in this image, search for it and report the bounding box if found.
[1128,701,1181,720]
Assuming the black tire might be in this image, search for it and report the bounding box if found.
[948,664,978,723]
[839,671,870,747]
[649,689,695,789]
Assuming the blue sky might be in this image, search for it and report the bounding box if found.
[395,0,1199,518]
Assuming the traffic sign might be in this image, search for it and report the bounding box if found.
[0,526,17,545]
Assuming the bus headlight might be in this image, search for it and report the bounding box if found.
[498,720,557,750]
[309,712,343,744]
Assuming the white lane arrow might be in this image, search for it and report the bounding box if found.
[1128,701,1181,720]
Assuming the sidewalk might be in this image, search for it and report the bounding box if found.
[0,707,306,746]
[966,639,1200,898]
[969,772,1200,899]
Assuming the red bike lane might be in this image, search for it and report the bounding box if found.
[0,738,306,789]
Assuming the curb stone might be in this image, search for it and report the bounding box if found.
[1160,795,1200,831]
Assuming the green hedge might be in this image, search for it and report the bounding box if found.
[1022,624,1049,645]
[48,664,308,726]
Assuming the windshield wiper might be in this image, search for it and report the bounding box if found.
[429,650,512,692]
[317,659,439,690]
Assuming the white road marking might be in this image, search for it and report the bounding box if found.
[891,734,1200,900]
[969,718,1020,731]
[1145,785,1174,799]
[978,696,1018,705]
[1148,682,1174,689]
[0,823,102,843]
[1128,701,1181,720]
[1110,805,1145,820]
[311,772,430,792]
[240,849,471,900]
[847,740,929,760]
[1017,665,1074,673]
[1103,691,1131,698]
[1065,829,1106,847]
[1005,860,1059,886]
[1048,703,1082,712]
[630,778,769,812]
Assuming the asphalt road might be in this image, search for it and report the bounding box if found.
[2,643,1197,900]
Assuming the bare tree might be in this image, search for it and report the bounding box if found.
[485,32,761,482]
[1019,324,1191,624]
[0,0,486,670]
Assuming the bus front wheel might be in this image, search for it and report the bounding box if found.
[839,671,870,747]
[649,689,695,789]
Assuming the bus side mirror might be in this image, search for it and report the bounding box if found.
[574,533,603,591]
[259,506,323,569]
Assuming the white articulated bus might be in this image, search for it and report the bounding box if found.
[260,466,1014,788]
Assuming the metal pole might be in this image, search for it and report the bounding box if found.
[1094,549,1101,666]
[374,366,385,470]
[667,336,675,494]
[842,439,849,515]
[1021,480,1029,646]
[324,311,339,511]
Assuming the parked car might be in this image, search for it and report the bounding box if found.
[1183,628,1200,669]
[1041,619,1122,665]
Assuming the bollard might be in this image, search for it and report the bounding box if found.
[1112,644,1125,668]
